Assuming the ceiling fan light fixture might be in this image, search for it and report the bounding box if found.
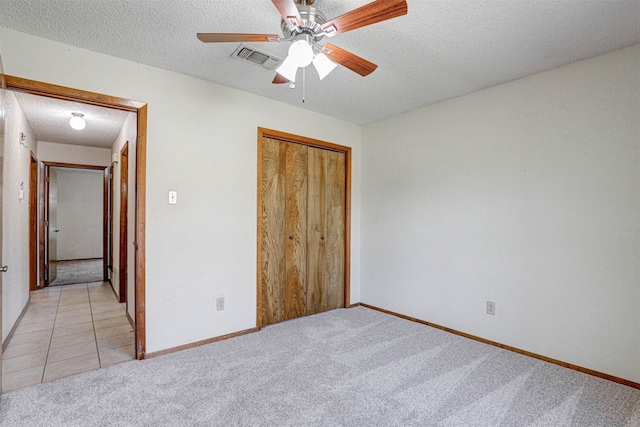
[197,0,409,86]
[69,112,86,130]
[287,39,314,67]
[276,55,300,82]
[312,53,337,80]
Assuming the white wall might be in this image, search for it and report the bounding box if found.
[110,112,137,321]
[38,141,110,166]
[54,168,103,260]
[362,45,640,383]
[2,91,37,342]
[0,28,362,353]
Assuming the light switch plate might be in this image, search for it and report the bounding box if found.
[168,191,177,205]
[486,301,496,315]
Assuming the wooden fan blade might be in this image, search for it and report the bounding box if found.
[323,43,378,76]
[271,0,304,27]
[272,74,290,84]
[197,33,280,43]
[321,0,408,37]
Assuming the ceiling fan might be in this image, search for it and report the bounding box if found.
[197,0,408,84]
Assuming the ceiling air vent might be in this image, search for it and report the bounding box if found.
[231,44,282,70]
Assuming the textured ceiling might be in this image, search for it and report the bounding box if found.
[0,1,639,125]
[13,92,130,149]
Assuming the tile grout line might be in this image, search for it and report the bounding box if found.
[89,283,103,368]
[5,282,134,390]
[91,283,135,365]
[43,283,92,382]
[40,287,64,384]
[4,283,121,391]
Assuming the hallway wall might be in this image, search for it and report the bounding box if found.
[2,91,37,342]
[110,112,137,321]
[37,141,110,166]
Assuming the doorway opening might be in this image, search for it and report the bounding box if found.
[3,76,147,361]
[41,163,109,288]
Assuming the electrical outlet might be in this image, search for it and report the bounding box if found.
[216,297,225,311]
[486,301,496,315]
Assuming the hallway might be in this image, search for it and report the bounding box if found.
[49,259,103,287]
[2,282,134,393]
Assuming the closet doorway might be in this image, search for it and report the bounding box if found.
[257,128,351,329]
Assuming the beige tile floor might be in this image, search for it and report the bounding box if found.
[2,282,135,393]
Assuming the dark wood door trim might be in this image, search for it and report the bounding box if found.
[6,75,148,360]
[107,165,114,276]
[29,153,38,291]
[43,162,108,286]
[40,162,106,170]
[119,142,129,304]
[257,127,352,330]
[42,165,53,286]
[103,168,109,281]
[38,161,45,287]
[134,104,148,360]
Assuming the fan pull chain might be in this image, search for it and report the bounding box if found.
[302,66,306,103]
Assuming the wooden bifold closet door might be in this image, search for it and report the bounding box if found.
[259,134,346,327]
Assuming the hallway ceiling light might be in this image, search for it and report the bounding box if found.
[69,112,86,130]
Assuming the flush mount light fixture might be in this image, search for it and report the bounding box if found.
[69,112,86,130]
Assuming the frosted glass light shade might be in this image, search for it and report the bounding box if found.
[69,113,85,130]
[312,53,337,80]
[276,56,299,82]
[288,40,314,67]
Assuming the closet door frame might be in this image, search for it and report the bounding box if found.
[256,127,352,330]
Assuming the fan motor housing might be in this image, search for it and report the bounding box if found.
[281,5,326,44]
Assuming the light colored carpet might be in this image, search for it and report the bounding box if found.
[49,259,103,286]
[0,307,638,426]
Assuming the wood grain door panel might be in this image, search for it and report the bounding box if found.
[258,129,348,328]
[325,150,346,311]
[283,141,308,320]
[306,147,327,315]
[261,138,310,326]
[307,148,345,315]
[260,137,287,326]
